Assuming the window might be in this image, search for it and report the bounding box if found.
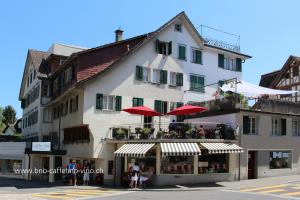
[63,100,68,116]
[133,97,143,107]
[155,39,172,55]
[153,69,160,84]
[270,151,291,169]
[198,154,229,173]
[178,44,186,60]
[43,109,52,122]
[43,84,49,96]
[272,118,286,136]
[69,95,79,113]
[108,160,114,175]
[135,66,150,82]
[30,73,33,84]
[33,70,36,79]
[161,156,193,174]
[218,54,242,72]
[190,74,205,92]
[191,48,202,64]
[170,72,177,86]
[243,116,258,135]
[96,94,122,111]
[53,78,59,93]
[63,125,90,144]
[154,100,168,114]
[175,24,182,32]
[142,67,150,82]
[292,119,300,136]
[103,95,115,111]
[64,67,73,84]
[60,58,67,65]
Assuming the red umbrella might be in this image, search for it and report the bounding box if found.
[122,106,161,116]
[166,104,207,115]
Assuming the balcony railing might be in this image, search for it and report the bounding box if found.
[108,122,236,141]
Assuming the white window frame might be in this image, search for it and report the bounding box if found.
[191,47,202,64]
[102,95,116,111]
[249,117,257,134]
[177,43,187,61]
[152,69,160,84]
[169,72,177,86]
[65,67,72,84]
[271,118,281,136]
[142,67,150,82]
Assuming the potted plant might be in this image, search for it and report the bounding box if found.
[169,130,178,139]
[156,130,164,139]
[140,127,151,139]
[185,128,193,139]
[116,128,126,140]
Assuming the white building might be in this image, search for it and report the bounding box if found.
[18,12,250,185]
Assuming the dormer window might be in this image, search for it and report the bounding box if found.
[60,58,67,65]
[175,24,182,32]
[155,39,172,55]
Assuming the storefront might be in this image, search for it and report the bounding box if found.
[114,141,243,186]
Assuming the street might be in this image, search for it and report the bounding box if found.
[1,175,300,200]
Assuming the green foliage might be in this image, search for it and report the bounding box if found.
[2,105,16,125]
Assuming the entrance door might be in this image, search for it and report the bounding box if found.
[54,156,62,180]
[248,151,257,179]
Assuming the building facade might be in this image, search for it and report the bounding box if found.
[18,12,251,185]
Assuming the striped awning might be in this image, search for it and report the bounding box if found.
[160,143,201,156]
[199,142,243,154]
[114,143,155,157]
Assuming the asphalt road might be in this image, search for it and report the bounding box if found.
[88,190,295,200]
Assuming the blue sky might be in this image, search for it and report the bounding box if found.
[1,0,300,117]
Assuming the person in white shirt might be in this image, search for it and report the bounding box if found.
[129,162,139,188]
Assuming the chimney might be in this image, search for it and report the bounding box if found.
[115,28,124,42]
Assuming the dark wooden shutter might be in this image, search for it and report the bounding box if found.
[160,70,168,84]
[199,76,205,92]
[281,118,286,135]
[138,98,144,106]
[243,116,250,134]
[135,66,143,81]
[154,100,162,113]
[155,39,160,53]
[176,73,183,86]
[115,96,122,111]
[218,54,224,68]
[179,45,186,60]
[168,41,172,55]
[236,58,242,72]
[176,102,184,108]
[132,98,138,107]
[196,50,202,64]
[96,93,103,110]
[190,75,197,91]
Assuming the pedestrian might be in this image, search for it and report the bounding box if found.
[68,160,77,186]
[83,162,90,186]
[129,162,139,188]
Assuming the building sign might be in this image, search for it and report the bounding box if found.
[32,142,51,152]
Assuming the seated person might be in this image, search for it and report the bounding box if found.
[168,120,177,131]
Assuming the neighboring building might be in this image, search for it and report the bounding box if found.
[18,12,251,184]
[2,119,22,136]
[260,55,300,102]
[189,99,300,180]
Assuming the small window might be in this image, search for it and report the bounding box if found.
[142,68,150,82]
[153,69,161,84]
[271,118,286,136]
[64,67,73,84]
[190,74,205,93]
[270,151,291,169]
[133,97,143,107]
[175,24,182,32]
[43,85,48,96]
[191,48,202,64]
[103,95,115,111]
[292,119,300,136]
[155,39,172,55]
[154,100,168,114]
[243,116,258,135]
[169,72,177,86]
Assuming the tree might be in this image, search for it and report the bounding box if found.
[2,105,17,125]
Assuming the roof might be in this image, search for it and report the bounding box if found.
[259,69,280,87]
[204,44,252,58]
[270,55,300,88]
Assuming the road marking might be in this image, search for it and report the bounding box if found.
[283,191,300,196]
[240,184,289,192]
[32,194,72,199]
[259,189,285,194]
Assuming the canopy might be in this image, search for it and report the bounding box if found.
[122,106,161,116]
[166,104,207,116]
[114,143,155,157]
[220,80,297,97]
[160,142,201,156]
[199,142,243,154]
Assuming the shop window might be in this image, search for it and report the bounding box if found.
[161,156,193,174]
[270,151,291,169]
[108,160,114,175]
[198,154,229,173]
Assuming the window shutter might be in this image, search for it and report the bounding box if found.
[168,41,172,55]
[190,75,197,90]
[243,116,250,134]
[138,98,144,106]
[218,80,225,95]
[178,45,186,60]
[176,73,183,86]
[218,54,224,68]
[160,70,168,84]
[154,100,162,113]
[236,58,242,72]
[199,76,205,93]
[133,98,138,107]
[196,50,202,64]
[115,96,122,111]
[96,93,103,110]
[155,39,160,53]
[135,66,143,81]
[281,118,286,135]
[176,102,184,108]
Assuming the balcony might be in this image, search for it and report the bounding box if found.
[108,122,236,141]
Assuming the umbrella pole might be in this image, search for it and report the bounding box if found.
[159,116,161,130]
[141,115,143,128]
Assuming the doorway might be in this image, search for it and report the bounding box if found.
[248,151,257,179]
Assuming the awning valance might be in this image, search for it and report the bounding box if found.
[114,143,155,157]
[160,143,201,156]
[199,142,243,154]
